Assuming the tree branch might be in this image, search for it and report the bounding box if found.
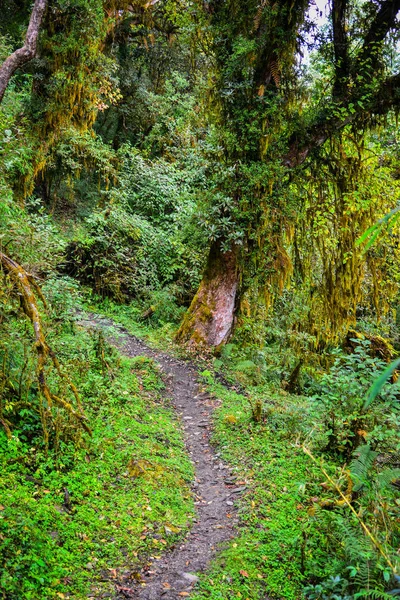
[0,251,91,436]
[332,0,349,97]
[0,0,48,103]
[355,0,400,77]
[284,71,400,168]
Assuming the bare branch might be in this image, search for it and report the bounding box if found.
[0,251,91,436]
[0,0,48,103]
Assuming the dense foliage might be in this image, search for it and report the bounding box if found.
[0,0,399,598]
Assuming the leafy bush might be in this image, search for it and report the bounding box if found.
[117,148,195,227]
[0,329,194,599]
[309,340,400,455]
[63,205,178,301]
[0,195,65,274]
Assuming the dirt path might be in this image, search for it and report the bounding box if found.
[80,314,241,599]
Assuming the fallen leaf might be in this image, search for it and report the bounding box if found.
[164,523,180,534]
[178,593,190,597]
[240,570,249,577]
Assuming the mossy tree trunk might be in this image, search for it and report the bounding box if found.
[0,0,47,103]
[176,242,239,348]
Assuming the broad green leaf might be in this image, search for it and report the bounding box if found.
[363,358,400,410]
[356,204,400,251]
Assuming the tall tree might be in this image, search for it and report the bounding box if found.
[177,0,400,347]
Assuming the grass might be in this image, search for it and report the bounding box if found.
[3,291,398,600]
[0,325,194,599]
[83,295,190,357]
[191,371,400,599]
[190,382,327,600]
[81,300,400,598]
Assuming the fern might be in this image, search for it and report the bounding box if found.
[333,516,388,595]
[270,59,281,87]
[350,445,378,491]
[234,360,257,371]
[355,590,395,599]
[376,468,400,490]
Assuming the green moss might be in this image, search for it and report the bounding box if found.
[0,328,194,600]
[191,383,318,600]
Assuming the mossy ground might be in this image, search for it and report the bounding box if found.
[0,325,194,599]
[189,382,325,600]
[4,295,397,600]
[190,364,400,599]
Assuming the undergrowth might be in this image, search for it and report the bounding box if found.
[0,319,194,599]
[189,349,400,600]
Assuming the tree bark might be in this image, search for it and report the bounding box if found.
[0,0,47,103]
[176,242,239,348]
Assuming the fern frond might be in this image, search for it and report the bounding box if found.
[253,0,267,31]
[355,589,395,599]
[376,468,400,490]
[350,445,378,491]
[270,59,280,87]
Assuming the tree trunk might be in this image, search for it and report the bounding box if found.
[0,0,47,103]
[176,242,239,348]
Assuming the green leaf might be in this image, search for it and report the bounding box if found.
[363,358,400,410]
[356,204,400,251]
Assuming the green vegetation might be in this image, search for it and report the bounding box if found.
[191,340,400,599]
[0,309,194,599]
[1,0,400,598]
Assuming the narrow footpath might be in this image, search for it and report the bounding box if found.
[80,314,242,599]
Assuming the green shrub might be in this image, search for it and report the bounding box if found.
[309,340,400,455]
[63,205,177,301]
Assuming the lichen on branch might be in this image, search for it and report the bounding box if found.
[0,251,91,440]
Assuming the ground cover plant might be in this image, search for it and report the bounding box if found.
[188,340,400,600]
[0,310,194,599]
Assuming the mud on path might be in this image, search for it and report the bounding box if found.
[80,314,242,599]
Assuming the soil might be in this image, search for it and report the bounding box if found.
[80,314,242,599]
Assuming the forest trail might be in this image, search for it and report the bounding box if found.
[80,313,241,599]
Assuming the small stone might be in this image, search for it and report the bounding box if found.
[226,501,234,506]
[231,486,247,493]
[224,476,236,484]
[181,572,199,584]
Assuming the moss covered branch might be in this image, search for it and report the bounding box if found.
[0,251,91,436]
